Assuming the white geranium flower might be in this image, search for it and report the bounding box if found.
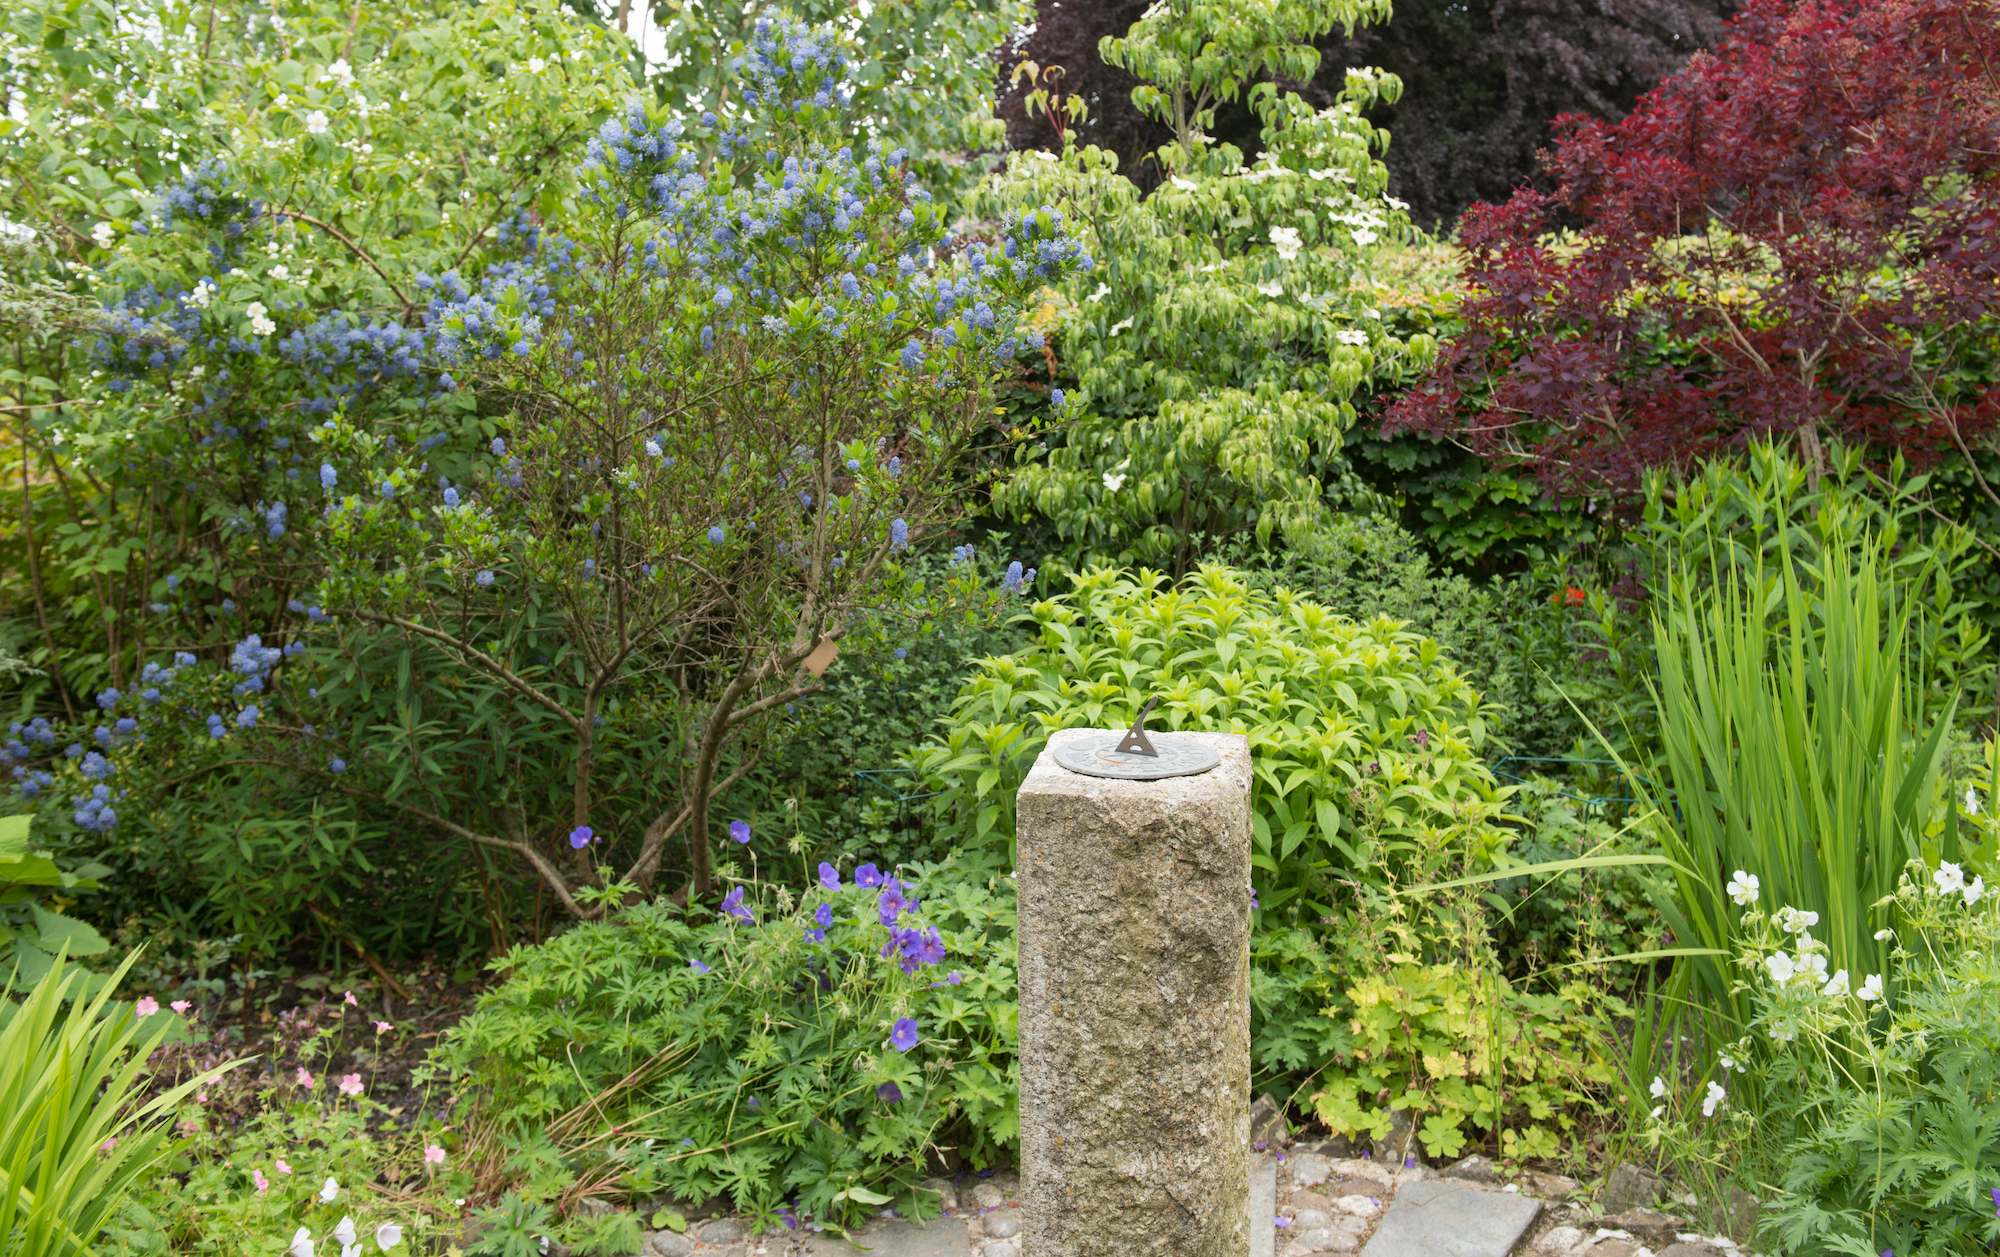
[1873,928,1894,941]
[319,1176,340,1203]
[1796,952,1828,984]
[1934,861,1966,897]
[1765,952,1797,986]
[375,1223,404,1251]
[1726,870,1759,906]
[1967,785,1981,815]
[1770,1024,1796,1043]
[1335,329,1369,345]
[290,1228,316,1257]
[1649,1075,1667,1099]
[1773,906,1819,934]
[333,1219,358,1247]
[1268,226,1302,261]
[1821,968,1849,998]
[1702,1080,1726,1117]
[1964,875,1985,906]
[1857,973,1884,1001]
[1718,1054,1736,1071]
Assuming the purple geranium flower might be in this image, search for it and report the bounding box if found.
[891,1017,919,1052]
[815,902,833,928]
[729,819,751,844]
[947,971,963,985]
[569,825,593,849]
[876,1081,903,1104]
[689,958,710,974]
[855,862,884,888]
[720,886,755,924]
[818,861,841,890]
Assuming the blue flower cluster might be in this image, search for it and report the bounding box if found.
[73,784,118,832]
[93,284,201,390]
[159,157,260,231]
[276,314,432,413]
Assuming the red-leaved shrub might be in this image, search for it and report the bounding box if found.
[1385,0,2000,500]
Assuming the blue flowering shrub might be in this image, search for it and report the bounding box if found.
[429,855,1018,1231]
[294,16,1092,916]
[906,564,1511,917]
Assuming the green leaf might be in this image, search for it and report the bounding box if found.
[32,907,110,957]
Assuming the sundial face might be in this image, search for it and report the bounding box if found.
[1053,732,1221,781]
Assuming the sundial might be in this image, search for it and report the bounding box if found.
[1052,696,1220,781]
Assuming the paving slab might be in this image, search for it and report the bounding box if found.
[797,1218,970,1256]
[1252,1153,1278,1257]
[1359,1180,1541,1257]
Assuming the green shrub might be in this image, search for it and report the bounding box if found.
[430,855,1020,1230]
[906,564,1512,920]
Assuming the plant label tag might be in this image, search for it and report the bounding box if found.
[803,638,840,677]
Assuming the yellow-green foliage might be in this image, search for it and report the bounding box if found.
[907,564,1511,917]
[1310,963,1615,1164]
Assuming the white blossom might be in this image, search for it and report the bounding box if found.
[376,1224,403,1251]
[1648,1075,1667,1099]
[290,1229,315,1257]
[187,277,218,309]
[333,1219,358,1247]
[1335,329,1368,345]
[1108,317,1134,336]
[1821,968,1849,998]
[90,221,115,248]
[305,110,330,135]
[1268,226,1302,261]
[324,57,353,86]
[1857,973,1884,1002]
[1965,875,1985,906]
[526,56,546,73]
[319,1177,340,1203]
[1933,861,1966,897]
[1702,1080,1726,1117]
[1170,177,1197,191]
[1764,952,1797,986]
[1726,870,1759,906]
[1967,786,1981,815]
[1873,927,1893,941]
[1255,280,1283,297]
[245,301,275,336]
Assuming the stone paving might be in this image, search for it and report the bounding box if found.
[633,1152,1762,1257]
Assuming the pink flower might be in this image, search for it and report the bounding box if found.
[344,990,359,1007]
[373,1020,392,1033]
[99,1137,118,1153]
[296,1068,315,1089]
[253,1168,270,1195]
[134,997,159,1017]
[170,1000,192,1014]
[423,1145,446,1165]
[275,1159,293,1175]
[338,1073,363,1097]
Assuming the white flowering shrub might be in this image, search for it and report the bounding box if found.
[979,0,1441,568]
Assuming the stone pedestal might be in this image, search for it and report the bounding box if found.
[1016,728,1254,1257]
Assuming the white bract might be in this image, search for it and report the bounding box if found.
[1268,226,1302,261]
